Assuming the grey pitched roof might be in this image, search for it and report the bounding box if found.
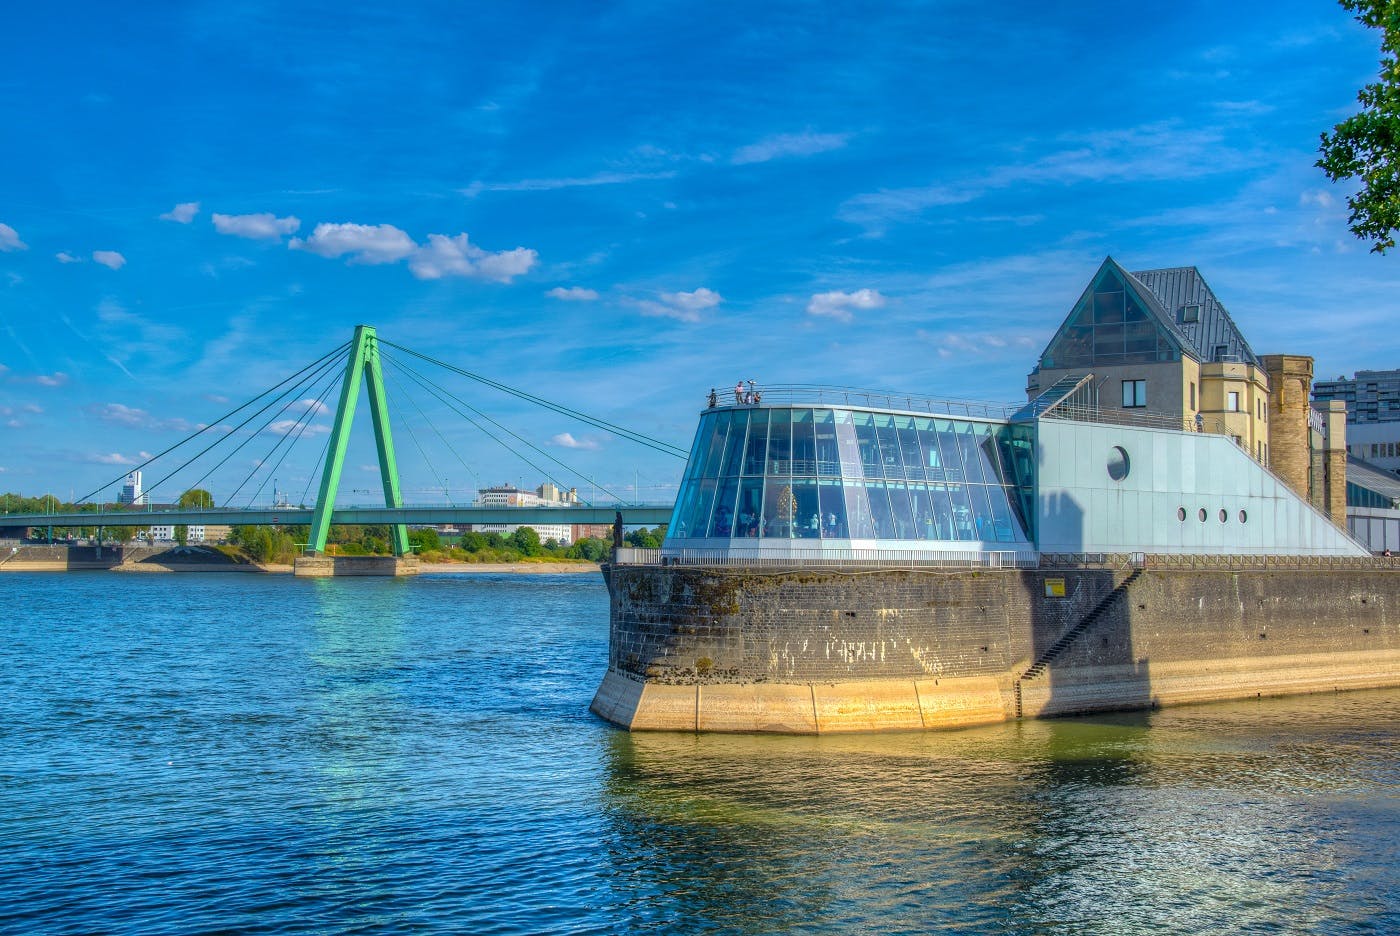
[1129,266,1260,367]
[1347,455,1400,504]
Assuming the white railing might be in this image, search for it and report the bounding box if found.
[613,546,1039,569]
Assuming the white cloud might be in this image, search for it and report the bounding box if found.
[161,202,200,223]
[409,233,537,282]
[806,288,886,322]
[87,451,152,466]
[1300,190,1335,208]
[635,288,722,323]
[732,131,850,165]
[297,398,329,416]
[0,223,27,252]
[291,222,417,264]
[9,371,69,387]
[55,251,80,263]
[546,286,599,301]
[264,419,330,436]
[461,170,676,196]
[93,250,126,270]
[550,432,600,450]
[212,212,300,240]
[86,402,199,432]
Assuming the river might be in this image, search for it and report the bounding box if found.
[1,572,1396,934]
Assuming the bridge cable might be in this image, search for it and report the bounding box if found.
[380,351,579,500]
[381,359,482,497]
[380,365,451,503]
[244,358,347,509]
[299,427,336,509]
[180,352,344,505]
[379,340,688,459]
[144,347,350,504]
[382,350,625,504]
[74,340,352,506]
[211,352,349,508]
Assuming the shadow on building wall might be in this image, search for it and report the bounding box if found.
[1021,492,1154,719]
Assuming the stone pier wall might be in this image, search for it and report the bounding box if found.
[593,563,1400,733]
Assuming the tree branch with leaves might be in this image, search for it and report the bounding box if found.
[1318,0,1400,253]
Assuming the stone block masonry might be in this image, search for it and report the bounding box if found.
[593,562,1400,733]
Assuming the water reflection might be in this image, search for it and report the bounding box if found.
[600,700,1399,934]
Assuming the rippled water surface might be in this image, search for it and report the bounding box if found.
[1,572,1397,934]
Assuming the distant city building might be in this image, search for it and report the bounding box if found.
[1313,369,1400,474]
[117,471,148,506]
[1313,369,1400,424]
[472,482,581,544]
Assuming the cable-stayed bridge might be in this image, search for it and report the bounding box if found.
[4,326,680,562]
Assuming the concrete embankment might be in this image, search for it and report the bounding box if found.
[0,544,273,573]
[592,560,1400,733]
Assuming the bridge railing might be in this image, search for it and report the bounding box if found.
[613,547,1039,569]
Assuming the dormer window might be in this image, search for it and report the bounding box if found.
[1182,304,1200,323]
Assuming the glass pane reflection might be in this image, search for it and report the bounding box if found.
[668,407,1032,544]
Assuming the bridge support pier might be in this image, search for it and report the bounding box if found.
[293,555,422,577]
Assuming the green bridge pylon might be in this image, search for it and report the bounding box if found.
[307,325,410,557]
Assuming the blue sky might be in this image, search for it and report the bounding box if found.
[0,0,1394,507]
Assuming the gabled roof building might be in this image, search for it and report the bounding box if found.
[1028,257,1272,466]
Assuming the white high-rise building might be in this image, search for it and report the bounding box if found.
[118,471,148,506]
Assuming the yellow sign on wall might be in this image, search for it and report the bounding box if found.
[1044,578,1066,598]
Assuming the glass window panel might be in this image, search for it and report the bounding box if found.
[1123,320,1156,350]
[1093,290,1124,324]
[873,412,900,479]
[886,481,915,538]
[853,411,881,476]
[762,480,798,538]
[948,485,976,541]
[987,485,1019,541]
[1093,323,1124,357]
[668,481,700,537]
[834,410,863,477]
[720,410,747,477]
[735,479,763,538]
[819,480,848,538]
[700,411,731,479]
[930,485,956,540]
[917,418,944,479]
[1123,293,1149,322]
[708,475,739,537]
[896,417,923,478]
[1069,301,1094,327]
[968,484,998,542]
[866,481,895,539]
[792,479,821,539]
[976,424,1007,485]
[791,409,816,476]
[956,423,988,484]
[843,482,876,539]
[908,483,935,539]
[682,416,710,482]
[742,410,769,475]
[935,420,965,482]
[814,410,840,476]
[685,479,719,540]
[767,409,792,476]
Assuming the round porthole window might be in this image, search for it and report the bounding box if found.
[1239,510,1248,523]
[1107,446,1130,481]
[1177,507,1187,522]
[1219,509,1228,523]
[1198,508,1208,522]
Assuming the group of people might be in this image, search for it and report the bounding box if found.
[705,380,762,407]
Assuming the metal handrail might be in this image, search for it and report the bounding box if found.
[707,385,1020,420]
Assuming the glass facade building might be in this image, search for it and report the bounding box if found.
[667,405,1035,551]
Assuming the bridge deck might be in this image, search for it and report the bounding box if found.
[1,505,675,528]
